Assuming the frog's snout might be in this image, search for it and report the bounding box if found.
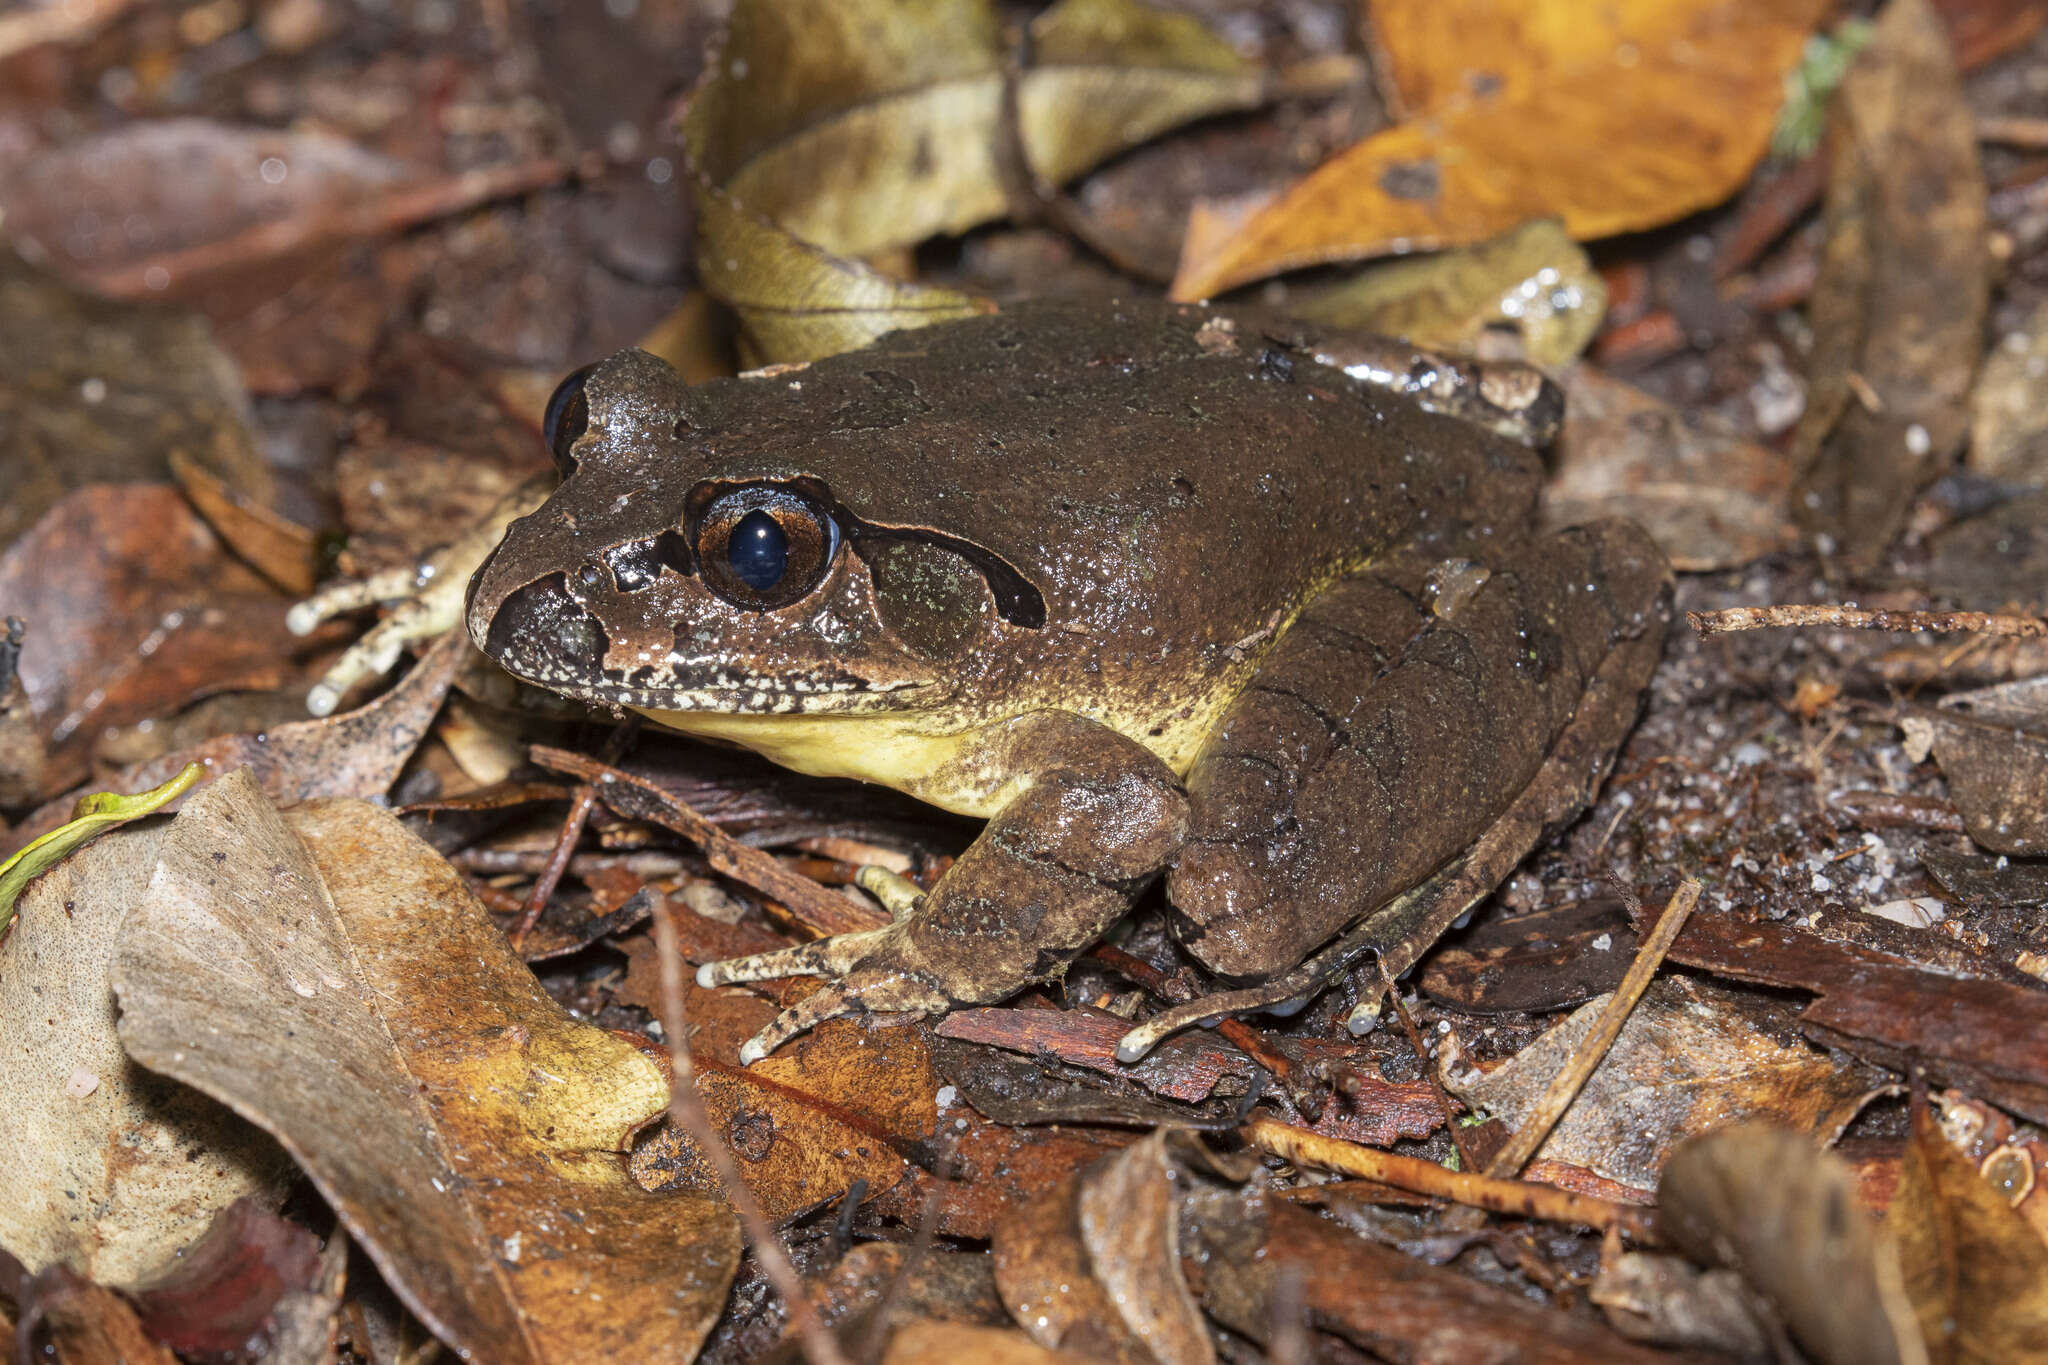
[472,571,612,695]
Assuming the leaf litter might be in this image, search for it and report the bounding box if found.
[6,0,2048,1359]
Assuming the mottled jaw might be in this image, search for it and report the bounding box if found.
[550,674,929,717]
[474,572,934,717]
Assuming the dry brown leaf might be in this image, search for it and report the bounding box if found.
[628,1008,933,1223]
[991,1171,1154,1364]
[1444,977,1883,1191]
[872,1111,1127,1241]
[1925,676,2048,856]
[0,817,289,1285]
[1791,0,1989,571]
[9,1261,181,1365]
[0,121,404,288]
[0,484,307,799]
[1170,0,1829,299]
[110,770,741,1364]
[684,0,1260,363]
[0,253,273,552]
[1074,1129,1215,1365]
[1659,1124,1928,1365]
[1893,1104,2048,1361]
[1544,363,1800,572]
[1967,298,2048,485]
[630,1052,915,1224]
[881,1319,1088,1365]
[1285,219,1607,371]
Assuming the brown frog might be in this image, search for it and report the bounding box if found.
[463,298,1671,1063]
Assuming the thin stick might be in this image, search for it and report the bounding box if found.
[652,907,850,1365]
[508,785,595,951]
[1379,967,1481,1174]
[1688,604,2046,638]
[534,746,885,938]
[1483,881,1700,1179]
[1242,1117,1659,1243]
[1977,114,2048,148]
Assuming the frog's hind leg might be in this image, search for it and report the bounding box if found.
[1138,520,1668,1060]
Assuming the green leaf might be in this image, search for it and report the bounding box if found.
[0,763,204,939]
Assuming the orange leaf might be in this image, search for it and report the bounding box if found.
[1170,0,1830,299]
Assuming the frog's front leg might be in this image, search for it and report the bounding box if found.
[699,713,1189,1063]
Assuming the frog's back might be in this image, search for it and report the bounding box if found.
[684,298,1544,675]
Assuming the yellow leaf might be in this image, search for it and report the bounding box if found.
[0,760,201,939]
[1170,0,1830,299]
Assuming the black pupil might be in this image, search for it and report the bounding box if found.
[728,509,788,590]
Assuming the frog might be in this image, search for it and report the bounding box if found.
[461,297,1672,1065]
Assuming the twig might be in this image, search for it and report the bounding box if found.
[1688,604,2046,638]
[1379,969,1481,1174]
[508,785,595,951]
[79,158,569,297]
[1241,1117,1659,1243]
[652,907,850,1365]
[1977,114,2048,148]
[532,746,885,938]
[1483,881,1700,1179]
[0,0,135,60]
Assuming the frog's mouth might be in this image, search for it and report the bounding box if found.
[551,675,934,718]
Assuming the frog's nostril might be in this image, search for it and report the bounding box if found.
[484,573,611,684]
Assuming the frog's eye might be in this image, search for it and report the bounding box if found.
[695,485,841,610]
[542,363,596,475]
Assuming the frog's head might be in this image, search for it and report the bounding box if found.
[466,349,1047,720]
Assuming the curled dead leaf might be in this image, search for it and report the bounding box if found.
[111,770,741,1365]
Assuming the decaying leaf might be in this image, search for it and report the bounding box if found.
[128,1198,328,1360]
[1791,0,1989,570]
[1545,364,1800,572]
[1075,1130,1215,1365]
[1658,1124,1927,1365]
[878,1319,1084,1365]
[0,252,272,551]
[1893,1103,2048,1360]
[630,1021,922,1223]
[993,1130,1222,1365]
[0,770,290,1286]
[1590,1250,1774,1358]
[1194,1191,1686,1362]
[1171,0,1829,299]
[1968,297,2048,485]
[0,484,304,797]
[814,1243,1010,1334]
[111,770,741,1364]
[1924,676,2048,856]
[1652,908,2048,1124]
[1284,219,1607,371]
[1444,977,1883,1191]
[683,0,1262,362]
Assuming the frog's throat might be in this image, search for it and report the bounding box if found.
[632,705,1001,815]
[634,689,1230,819]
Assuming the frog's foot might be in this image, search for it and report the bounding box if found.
[696,925,952,1064]
[1114,877,1441,1064]
[288,567,448,716]
[288,475,552,716]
